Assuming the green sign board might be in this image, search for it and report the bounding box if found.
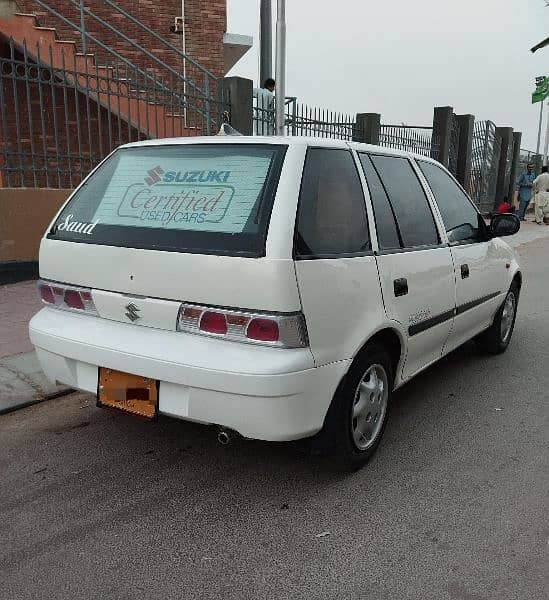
[532,76,549,103]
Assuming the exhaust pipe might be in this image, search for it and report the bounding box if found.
[217,429,232,445]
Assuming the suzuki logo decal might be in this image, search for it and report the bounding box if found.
[125,302,141,322]
[144,165,164,186]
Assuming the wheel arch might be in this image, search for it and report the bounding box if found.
[351,325,406,387]
[512,270,522,291]
[311,325,406,455]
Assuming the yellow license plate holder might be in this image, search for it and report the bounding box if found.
[98,368,158,419]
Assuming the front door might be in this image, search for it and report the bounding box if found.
[359,153,456,379]
[417,160,506,353]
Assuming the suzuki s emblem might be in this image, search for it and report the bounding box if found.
[125,302,141,322]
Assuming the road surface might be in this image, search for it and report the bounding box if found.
[1,236,548,600]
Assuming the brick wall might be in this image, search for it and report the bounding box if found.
[15,0,227,82]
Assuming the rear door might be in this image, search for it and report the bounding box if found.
[293,147,387,367]
[417,160,506,352]
[358,153,456,379]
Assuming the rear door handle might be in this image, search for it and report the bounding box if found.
[394,278,408,297]
[461,264,470,279]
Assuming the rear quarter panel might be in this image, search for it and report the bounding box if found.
[295,256,404,367]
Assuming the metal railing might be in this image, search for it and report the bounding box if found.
[379,125,438,157]
[0,38,229,188]
[469,120,502,212]
[33,0,218,102]
[253,97,355,139]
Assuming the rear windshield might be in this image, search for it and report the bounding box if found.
[47,143,287,257]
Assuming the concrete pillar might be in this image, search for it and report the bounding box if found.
[353,113,381,145]
[455,114,474,190]
[495,127,514,207]
[507,131,522,202]
[0,1,17,18]
[533,153,543,175]
[431,106,454,167]
[220,77,253,136]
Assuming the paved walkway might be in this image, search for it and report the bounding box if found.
[0,280,67,414]
[1,220,548,414]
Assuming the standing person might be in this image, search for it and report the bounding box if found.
[253,78,276,135]
[516,163,536,221]
[533,165,549,225]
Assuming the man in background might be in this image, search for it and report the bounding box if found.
[516,163,536,221]
[253,78,275,135]
[533,165,549,225]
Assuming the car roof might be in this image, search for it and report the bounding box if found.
[119,135,441,165]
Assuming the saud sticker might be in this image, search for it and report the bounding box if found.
[56,214,99,234]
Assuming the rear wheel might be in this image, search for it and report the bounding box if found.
[475,282,519,354]
[319,344,393,472]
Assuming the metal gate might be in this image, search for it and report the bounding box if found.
[469,120,501,212]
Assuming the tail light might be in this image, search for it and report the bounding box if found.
[177,303,308,348]
[37,280,97,315]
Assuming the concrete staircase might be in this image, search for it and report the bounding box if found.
[0,12,193,138]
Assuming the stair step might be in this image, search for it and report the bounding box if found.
[0,13,203,139]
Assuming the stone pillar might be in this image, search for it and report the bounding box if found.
[221,77,253,136]
[431,106,454,167]
[353,113,381,145]
[507,131,522,202]
[0,0,17,18]
[455,114,474,190]
[533,153,543,175]
[495,127,514,207]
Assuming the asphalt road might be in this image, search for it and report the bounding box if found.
[1,237,548,600]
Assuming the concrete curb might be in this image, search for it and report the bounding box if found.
[0,350,72,415]
[0,387,73,416]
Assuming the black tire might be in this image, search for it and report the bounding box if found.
[314,344,394,472]
[475,282,519,355]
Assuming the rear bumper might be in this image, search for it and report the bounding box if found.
[29,308,350,441]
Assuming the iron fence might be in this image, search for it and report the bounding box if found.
[379,125,438,157]
[448,115,460,176]
[0,38,228,188]
[253,97,356,140]
[469,120,502,212]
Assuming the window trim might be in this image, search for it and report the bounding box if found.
[363,152,445,251]
[293,147,373,261]
[416,158,491,246]
[358,152,404,252]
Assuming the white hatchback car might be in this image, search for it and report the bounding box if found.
[30,136,521,470]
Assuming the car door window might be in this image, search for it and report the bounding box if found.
[295,148,370,258]
[418,160,486,245]
[370,155,440,248]
[359,154,401,250]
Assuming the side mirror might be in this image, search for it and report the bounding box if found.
[490,213,520,237]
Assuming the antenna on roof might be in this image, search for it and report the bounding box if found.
[217,110,242,136]
[217,123,243,136]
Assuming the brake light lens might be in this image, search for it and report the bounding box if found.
[64,289,85,310]
[200,311,228,335]
[177,303,308,348]
[39,284,55,304]
[247,318,279,342]
[37,280,97,315]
